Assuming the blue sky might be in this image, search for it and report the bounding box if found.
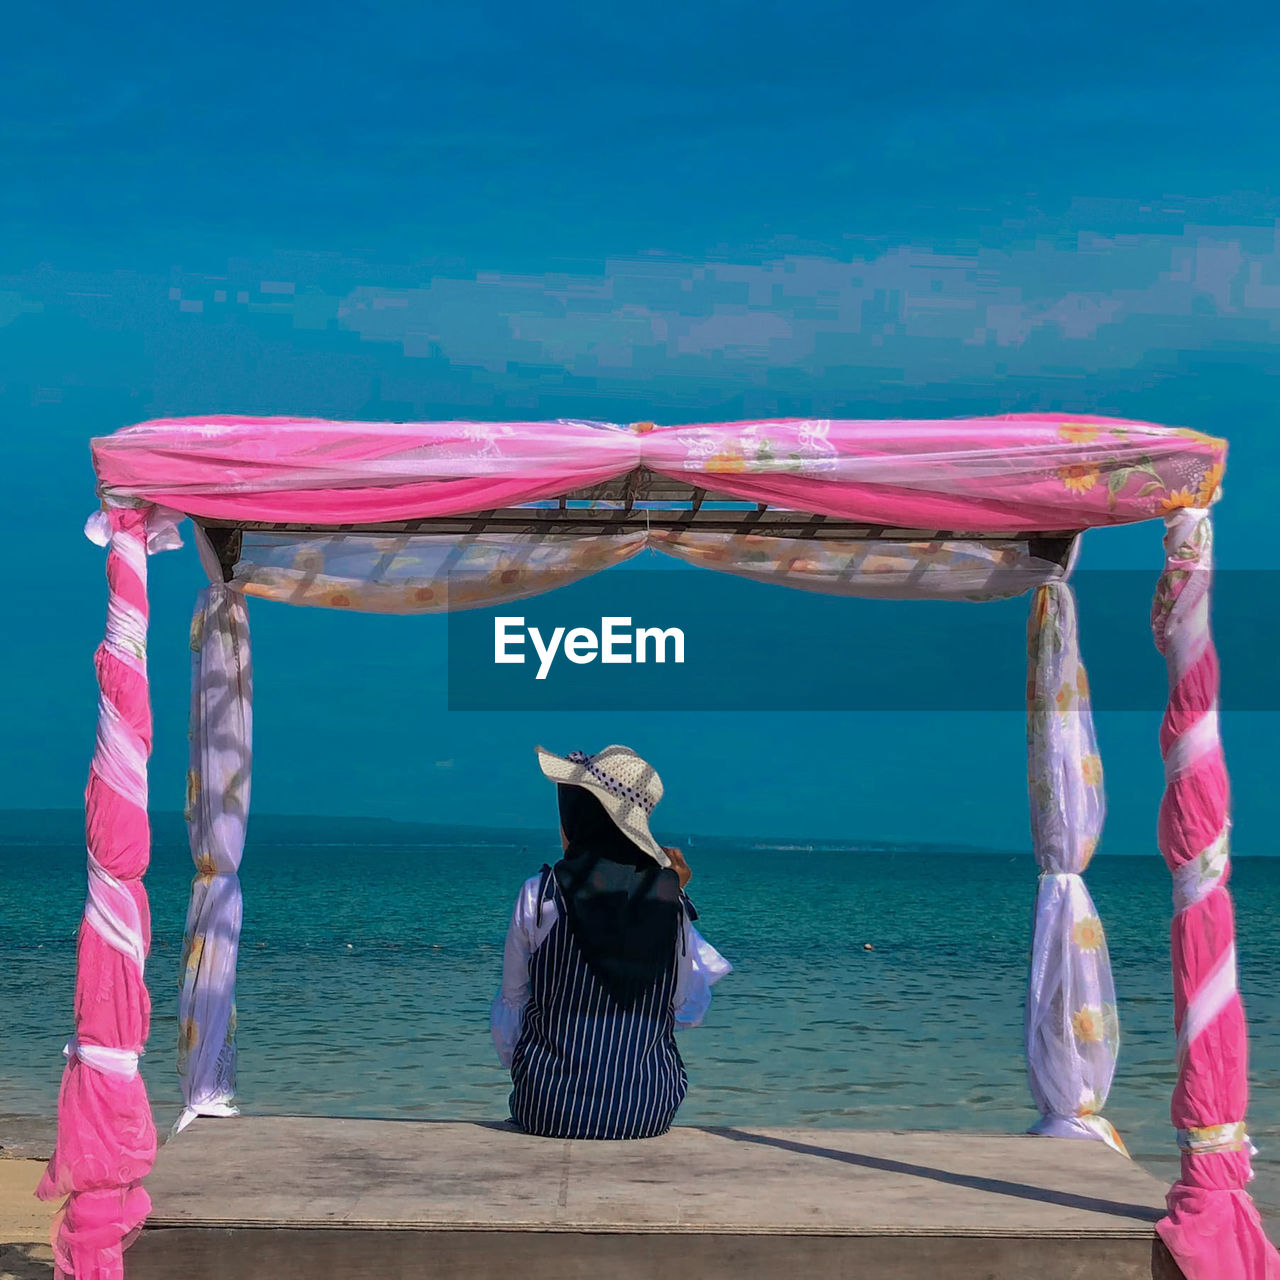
[2,0,1278,853]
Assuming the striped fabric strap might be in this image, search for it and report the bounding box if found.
[1176,1122,1253,1155]
[85,852,147,974]
[566,749,656,814]
[91,694,148,809]
[1177,944,1237,1066]
[103,591,150,668]
[1163,702,1221,781]
[1172,826,1231,914]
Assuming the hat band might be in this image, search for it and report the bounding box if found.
[566,750,656,814]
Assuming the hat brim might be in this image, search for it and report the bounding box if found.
[536,746,670,868]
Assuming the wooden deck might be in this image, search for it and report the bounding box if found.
[129,1117,1184,1279]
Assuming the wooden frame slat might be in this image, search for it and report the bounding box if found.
[193,468,1081,578]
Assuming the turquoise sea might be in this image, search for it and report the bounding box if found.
[3,819,1279,1215]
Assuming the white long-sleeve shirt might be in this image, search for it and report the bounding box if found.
[490,873,733,1069]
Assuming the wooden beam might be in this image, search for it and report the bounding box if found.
[202,526,242,583]
[197,511,1081,545]
[1027,536,1076,568]
[190,469,1083,558]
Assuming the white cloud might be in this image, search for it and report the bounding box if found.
[320,223,1280,382]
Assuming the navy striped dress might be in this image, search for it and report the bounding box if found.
[509,868,688,1139]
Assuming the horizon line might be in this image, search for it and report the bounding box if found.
[0,806,1022,854]
[4,806,1274,857]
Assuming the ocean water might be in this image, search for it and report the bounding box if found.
[3,831,1280,1209]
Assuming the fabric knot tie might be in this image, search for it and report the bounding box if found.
[64,1038,140,1079]
[1176,1122,1255,1157]
[1172,826,1230,914]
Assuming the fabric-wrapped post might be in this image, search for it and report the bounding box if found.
[175,583,253,1134]
[1024,579,1125,1156]
[1151,508,1280,1279]
[36,502,182,1280]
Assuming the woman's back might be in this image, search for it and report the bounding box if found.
[510,868,688,1139]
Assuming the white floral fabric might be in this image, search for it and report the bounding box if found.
[1025,580,1124,1155]
[232,530,647,611]
[651,531,1065,600]
[229,529,1067,609]
[176,582,252,1134]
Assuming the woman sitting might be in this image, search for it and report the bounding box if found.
[491,744,732,1140]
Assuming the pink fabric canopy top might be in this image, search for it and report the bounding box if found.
[90,413,1227,532]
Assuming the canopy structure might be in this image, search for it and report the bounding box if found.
[38,414,1274,1280]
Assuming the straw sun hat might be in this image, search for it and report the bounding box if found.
[536,745,670,867]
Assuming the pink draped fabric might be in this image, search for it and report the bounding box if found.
[91,416,642,524]
[1152,509,1280,1280]
[36,505,174,1279]
[91,414,1226,532]
[643,414,1225,531]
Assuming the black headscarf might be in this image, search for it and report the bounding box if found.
[551,783,681,1009]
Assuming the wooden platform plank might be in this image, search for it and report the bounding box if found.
[131,1227,1182,1280]
[131,1119,1181,1279]
[144,1117,1168,1233]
